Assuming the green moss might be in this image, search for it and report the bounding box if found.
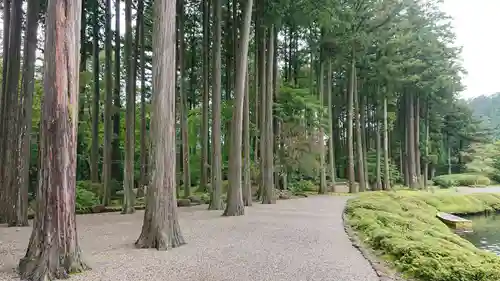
[345,191,500,281]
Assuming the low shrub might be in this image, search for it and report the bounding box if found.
[289,180,317,194]
[76,184,99,211]
[433,173,491,188]
[345,191,500,281]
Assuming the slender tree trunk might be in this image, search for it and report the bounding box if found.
[112,0,122,182]
[199,0,210,193]
[122,0,136,214]
[326,59,336,192]
[347,52,356,193]
[383,97,390,190]
[208,0,224,210]
[224,0,254,216]
[18,0,89,277]
[448,139,452,175]
[257,16,266,200]
[16,0,40,226]
[138,0,147,198]
[360,94,369,189]
[318,59,327,194]
[424,101,430,189]
[375,108,382,190]
[102,0,113,205]
[354,70,366,192]
[407,94,417,188]
[414,96,421,187]
[135,0,186,249]
[91,0,100,183]
[242,69,252,206]
[261,24,275,204]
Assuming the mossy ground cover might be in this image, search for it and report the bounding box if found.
[345,191,500,281]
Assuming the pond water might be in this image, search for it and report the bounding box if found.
[461,213,500,255]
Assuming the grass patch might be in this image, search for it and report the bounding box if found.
[433,173,491,188]
[345,191,500,281]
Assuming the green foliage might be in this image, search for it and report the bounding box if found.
[288,180,317,194]
[345,192,500,281]
[76,182,100,211]
[365,149,401,185]
[433,174,491,188]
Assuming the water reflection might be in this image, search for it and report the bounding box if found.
[461,213,500,255]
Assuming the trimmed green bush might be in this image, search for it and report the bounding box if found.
[289,180,317,193]
[345,191,500,281]
[76,184,99,211]
[433,173,491,188]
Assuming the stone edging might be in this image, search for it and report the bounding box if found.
[342,208,409,281]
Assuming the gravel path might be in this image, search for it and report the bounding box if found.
[0,196,378,281]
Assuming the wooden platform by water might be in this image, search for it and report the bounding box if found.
[436,212,472,231]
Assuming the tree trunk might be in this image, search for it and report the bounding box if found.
[414,96,421,187]
[360,94,369,189]
[261,24,275,204]
[135,0,186,250]
[318,59,327,194]
[3,0,23,226]
[242,69,252,206]
[347,52,356,193]
[424,101,430,189]
[257,15,266,201]
[326,59,336,192]
[407,94,417,189]
[0,0,10,223]
[223,0,254,216]
[18,0,89,277]
[16,0,40,227]
[208,0,224,210]
[112,0,122,182]
[383,97,390,190]
[354,71,366,192]
[375,116,382,190]
[91,0,100,183]
[199,0,210,193]
[122,0,136,214]
[102,0,113,205]
[137,0,147,198]
[178,0,191,198]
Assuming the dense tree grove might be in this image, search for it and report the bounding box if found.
[0,0,489,279]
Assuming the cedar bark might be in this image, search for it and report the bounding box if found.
[103,0,113,205]
[383,97,390,190]
[347,52,356,193]
[224,0,254,216]
[135,0,186,250]
[91,0,100,183]
[18,0,88,278]
[123,0,136,213]
[112,0,122,181]
[242,69,252,206]
[16,0,40,226]
[318,59,327,194]
[208,0,223,210]
[326,59,336,191]
[261,25,275,204]
[354,71,366,192]
[138,0,147,198]
[199,0,210,193]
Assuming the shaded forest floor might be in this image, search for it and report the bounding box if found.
[0,196,378,281]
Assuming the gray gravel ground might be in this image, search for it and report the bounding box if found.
[0,196,378,281]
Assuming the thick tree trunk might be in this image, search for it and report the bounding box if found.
[223,0,254,216]
[18,0,89,278]
[102,0,114,205]
[347,53,356,193]
[242,69,252,206]
[122,0,136,214]
[257,16,266,201]
[91,0,100,183]
[135,0,186,250]
[261,24,275,204]
[16,0,40,227]
[4,0,23,226]
[383,97,390,190]
[326,59,336,192]
[199,0,210,193]
[208,0,224,210]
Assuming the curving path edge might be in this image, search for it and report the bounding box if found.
[0,196,379,281]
